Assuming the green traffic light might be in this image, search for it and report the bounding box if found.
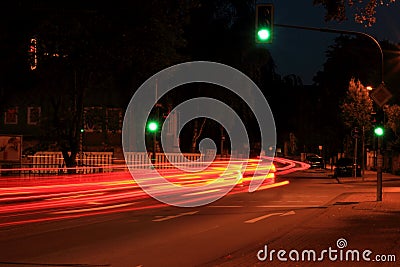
[257,28,271,41]
[147,121,158,132]
[374,127,384,136]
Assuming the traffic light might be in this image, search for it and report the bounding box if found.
[255,4,273,44]
[374,126,384,136]
[147,121,159,132]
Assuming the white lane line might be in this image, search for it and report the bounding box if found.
[281,210,296,216]
[245,210,295,223]
[153,211,199,222]
[245,213,283,223]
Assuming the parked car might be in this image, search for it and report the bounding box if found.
[333,157,361,177]
[305,155,325,169]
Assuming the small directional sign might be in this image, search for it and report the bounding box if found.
[351,127,359,139]
[371,83,392,107]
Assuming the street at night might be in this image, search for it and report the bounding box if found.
[1,1,400,266]
[1,159,399,266]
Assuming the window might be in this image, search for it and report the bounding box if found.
[4,107,18,125]
[84,107,103,133]
[106,108,123,133]
[27,107,41,125]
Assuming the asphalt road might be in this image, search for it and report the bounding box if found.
[0,167,371,267]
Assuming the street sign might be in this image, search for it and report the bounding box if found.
[371,83,392,107]
[351,127,359,139]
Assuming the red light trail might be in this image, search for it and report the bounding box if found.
[0,157,306,228]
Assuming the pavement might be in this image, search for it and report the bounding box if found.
[205,170,400,267]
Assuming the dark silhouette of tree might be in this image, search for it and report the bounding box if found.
[14,1,192,168]
[311,35,400,157]
[313,0,397,26]
[178,0,277,154]
[384,105,400,151]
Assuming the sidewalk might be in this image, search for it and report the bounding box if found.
[336,170,400,184]
[206,174,400,266]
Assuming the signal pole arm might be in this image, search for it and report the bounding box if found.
[274,23,384,83]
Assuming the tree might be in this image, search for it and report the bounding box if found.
[384,105,400,150]
[178,0,277,154]
[340,78,374,131]
[20,2,192,168]
[340,78,373,162]
[313,0,397,26]
[312,35,383,155]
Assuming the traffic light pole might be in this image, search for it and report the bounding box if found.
[274,23,385,201]
[274,24,384,83]
[152,131,156,166]
[377,136,383,201]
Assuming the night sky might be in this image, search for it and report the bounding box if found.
[269,0,400,85]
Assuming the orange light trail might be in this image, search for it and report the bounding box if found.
[0,157,304,228]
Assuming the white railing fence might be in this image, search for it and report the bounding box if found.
[30,151,113,174]
[1,151,211,176]
[123,152,206,169]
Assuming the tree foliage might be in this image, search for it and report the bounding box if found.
[384,105,400,135]
[19,1,193,166]
[383,105,400,151]
[313,0,397,26]
[311,35,378,155]
[340,78,374,130]
[176,0,277,153]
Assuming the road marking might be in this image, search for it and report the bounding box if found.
[245,213,283,223]
[256,180,289,191]
[244,210,295,223]
[153,211,199,222]
[281,210,296,216]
